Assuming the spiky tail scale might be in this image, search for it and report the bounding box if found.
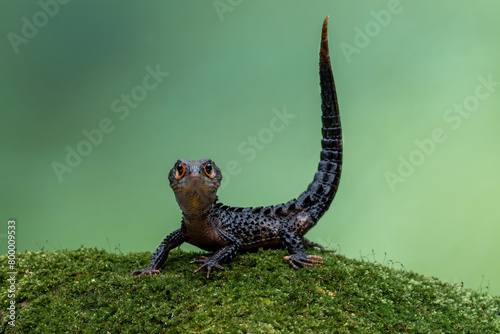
[296,16,342,221]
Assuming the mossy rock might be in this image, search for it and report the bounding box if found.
[1,247,499,333]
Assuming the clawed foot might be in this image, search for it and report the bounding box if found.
[131,267,160,278]
[303,238,325,250]
[191,256,224,278]
[284,253,323,270]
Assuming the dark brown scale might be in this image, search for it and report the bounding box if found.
[132,17,343,278]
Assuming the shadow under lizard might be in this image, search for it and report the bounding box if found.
[132,17,342,278]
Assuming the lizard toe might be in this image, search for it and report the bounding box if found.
[303,238,325,250]
[192,256,225,278]
[284,254,323,270]
[131,267,160,278]
[190,256,210,264]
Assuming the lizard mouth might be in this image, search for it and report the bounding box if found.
[178,174,214,194]
[173,174,219,216]
[168,159,222,215]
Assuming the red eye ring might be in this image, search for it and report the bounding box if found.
[203,162,215,179]
[175,161,186,179]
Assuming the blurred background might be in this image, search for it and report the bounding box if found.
[1,1,499,295]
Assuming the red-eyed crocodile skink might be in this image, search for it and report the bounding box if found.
[132,17,342,278]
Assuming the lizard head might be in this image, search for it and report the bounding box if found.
[168,158,222,217]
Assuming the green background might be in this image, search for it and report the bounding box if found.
[1,1,499,295]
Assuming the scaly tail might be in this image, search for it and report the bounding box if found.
[296,16,342,222]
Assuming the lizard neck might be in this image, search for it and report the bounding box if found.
[175,192,217,221]
[182,207,212,222]
[181,211,222,251]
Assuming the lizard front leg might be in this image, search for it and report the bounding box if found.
[131,228,184,278]
[191,230,242,278]
[279,227,323,270]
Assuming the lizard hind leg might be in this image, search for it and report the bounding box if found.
[279,228,323,270]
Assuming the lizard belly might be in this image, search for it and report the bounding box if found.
[241,236,282,250]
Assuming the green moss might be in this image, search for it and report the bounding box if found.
[1,247,499,333]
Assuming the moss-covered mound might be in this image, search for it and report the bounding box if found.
[0,247,499,333]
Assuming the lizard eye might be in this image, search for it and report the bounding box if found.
[203,161,215,179]
[175,161,186,179]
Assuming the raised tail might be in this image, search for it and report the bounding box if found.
[295,16,342,221]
